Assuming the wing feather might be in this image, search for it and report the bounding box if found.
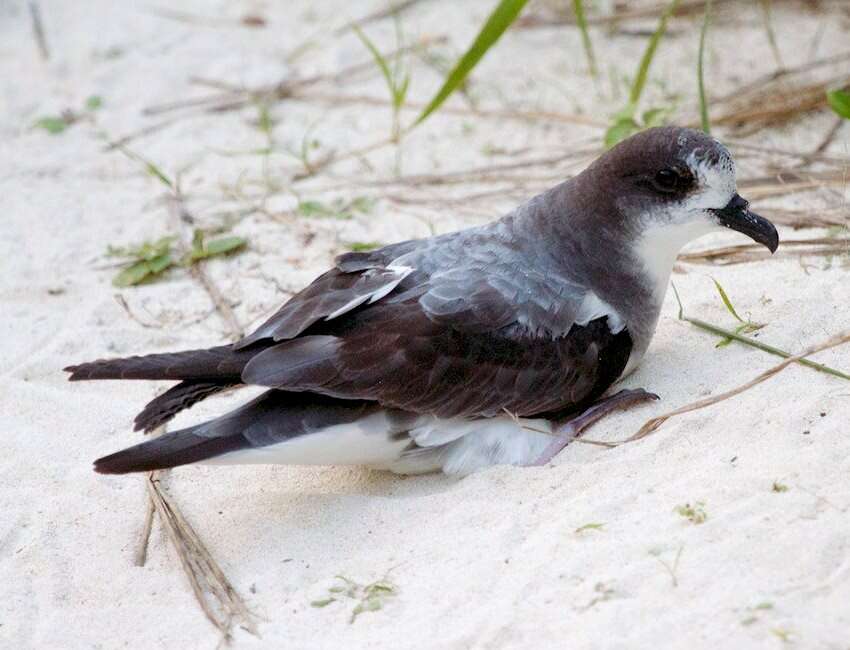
[233,228,631,419]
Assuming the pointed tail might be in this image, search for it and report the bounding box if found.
[92,390,380,474]
[64,344,254,381]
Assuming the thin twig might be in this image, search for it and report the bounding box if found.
[134,483,157,566]
[797,116,846,168]
[28,1,50,60]
[516,0,735,28]
[333,0,427,36]
[142,36,447,117]
[654,545,684,588]
[167,191,245,340]
[713,50,850,104]
[614,331,850,445]
[119,171,250,637]
[729,140,850,167]
[292,91,608,128]
[669,284,850,380]
[146,476,258,638]
[678,237,850,265]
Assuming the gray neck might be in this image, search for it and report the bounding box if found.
[509,180,667,354]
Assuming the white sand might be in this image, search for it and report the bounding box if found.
[2,1,849,648]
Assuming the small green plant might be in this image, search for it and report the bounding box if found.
[605,106,675,149]
[580,582,616,610]
[108,237,176,287]
[671,283,850,381]
[674,501,707,524]
[575,522,605,534]
[650,545,684,587]
[741,600,774,626]
[712,279,765,347]
[827,88,850,119]
[85,95,103,111]
[697,0,712,133]
[32,95,104,135]
[310,575,397,624]
[758,0,783,69]
[347,241,385,252]
[771,627,793,644]
[108,140,174,189]
[572,0,597,77]
[354,24,410,146]
[254,102,275,153]
[297,196,375,220]
[413,0,530,128]
[604,0,682,147]
[187,229,246,262]
[771,481,789,493]
[108,230,247,287]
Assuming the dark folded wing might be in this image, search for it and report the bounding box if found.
[235,240,422,350]
[241,271,632,418]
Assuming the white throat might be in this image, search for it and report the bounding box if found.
[633,220,715,302]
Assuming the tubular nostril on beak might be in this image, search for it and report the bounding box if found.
[728,194,748,211]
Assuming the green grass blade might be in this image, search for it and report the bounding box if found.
[712,278,745,323]
[353,26,397,101]
[697,0,712,133]
[34,116,68,134]
[628,0,681,106]
[203,236,247,257]
[673,283,850,381]
[685,315,850,380]
[109,141,174,189]
[827,88,850,119]
[412,0,530,128]
[573,0,597,77]
[758,0,783,69]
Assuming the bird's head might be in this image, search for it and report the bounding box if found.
[582,126,778,293]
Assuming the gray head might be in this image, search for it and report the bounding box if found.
[574,126,778,298]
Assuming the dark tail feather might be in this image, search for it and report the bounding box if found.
[64,344,254,381]
[133,380,238,432]
[94,427,249,474]
[94,390,381,474]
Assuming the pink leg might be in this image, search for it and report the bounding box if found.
[532,388,659,466]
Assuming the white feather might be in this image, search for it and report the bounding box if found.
[368,264,413,303]
[324,264,414,320]
[575,291,625,333]
[203,411,556,477]
[395,415,553,476]
[632,219,716,302]
[204,411,412,468]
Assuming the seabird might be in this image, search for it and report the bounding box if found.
[66,127,779,476]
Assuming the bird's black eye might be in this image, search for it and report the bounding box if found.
[653,168,681,193]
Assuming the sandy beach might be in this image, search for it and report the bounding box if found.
[1,1,849,647]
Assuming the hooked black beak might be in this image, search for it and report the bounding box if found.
[711,194,779,253]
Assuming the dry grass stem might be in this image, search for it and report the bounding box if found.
[797,116,846,168]
[142,36,447,118]
[612,331,850,446]
[729,140,850,167]
[679,236,850,265]
[167,192,245,340]
[134,478,157,567]
[738,170,850,201]
[28,1,50,60]
[146,476,258,639]
[713,49,850,104]
[291,91,608,127]
[707,75,850,134]
[516,0,735,29]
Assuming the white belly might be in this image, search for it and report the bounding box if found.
[204,412,556,476]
